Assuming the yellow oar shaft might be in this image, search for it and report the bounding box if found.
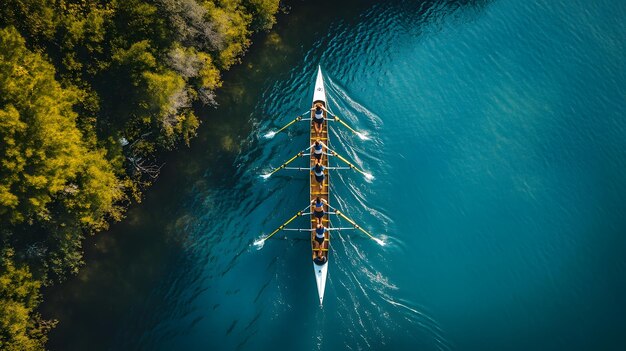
[323,142,369,177]
[275,116,302,134]
[333,152,368,177]
[333,116,360,135]
[262,212,301,242]
[266,152,302,176]
[336,210,378,241]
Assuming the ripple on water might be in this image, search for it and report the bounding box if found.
[106,0,626,350]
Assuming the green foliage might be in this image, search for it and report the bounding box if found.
[0,26,85,224]
[0,0,57,42]
[244,0,281,31]
[0,249,55,351]
[204,0,252,69]
[111,0,167,48]
[111,40,157,82]
[57,2,112,76]
[142,69,189,145]
[0,27,122,230]
[0,0,281,347]
[197,51,221,90]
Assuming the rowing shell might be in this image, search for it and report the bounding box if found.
[311,66,329,305]
[257,66,383,306]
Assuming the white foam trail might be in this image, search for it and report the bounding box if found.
[260,174,271,180]
[356,132,370,140]
[264,131,276,139]
[374,237,386,246]
[326,76,383,126]
[253,238,265,249]
[377,234,393,248]
[364,173,374,181]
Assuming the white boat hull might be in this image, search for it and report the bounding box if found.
[313,261,329,305]
[313,66,326,104]
[312,66,329,306]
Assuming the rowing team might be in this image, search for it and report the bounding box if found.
[309,137,329,265]
[311,101,331,265]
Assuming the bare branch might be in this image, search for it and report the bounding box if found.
[156,0,224,50]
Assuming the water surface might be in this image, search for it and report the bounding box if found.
[43,0,626,350]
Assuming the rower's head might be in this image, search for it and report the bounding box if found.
[314,140,320,146]
[317,223,323,229]
[316,196,321,202]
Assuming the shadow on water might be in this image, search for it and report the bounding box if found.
[39,1,495,350]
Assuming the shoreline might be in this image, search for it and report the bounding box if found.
[36,1,375,349]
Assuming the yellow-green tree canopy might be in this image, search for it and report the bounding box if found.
[0,26,122,228]
[0,0,281,348]
[0,249,54,351]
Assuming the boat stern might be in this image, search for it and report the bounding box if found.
[313,261,329,306]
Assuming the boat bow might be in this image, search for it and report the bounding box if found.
[313,65,326,104]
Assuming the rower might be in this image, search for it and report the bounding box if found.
[311,196,328,225]
[311,102,325,135]
[313,223,327,252]
[311,160,325,190]
[312,139,325,162]
[313,250,327,264]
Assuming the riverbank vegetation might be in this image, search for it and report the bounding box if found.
[0,1,280,349]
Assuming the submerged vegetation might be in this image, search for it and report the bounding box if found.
[0,0,280,348]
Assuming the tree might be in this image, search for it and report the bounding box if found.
[0,0,57,43]
[244,0,281,31]
[0,249,55,351]
[0,0,283,346]
[0,26,123,278]
[0,26,85,224]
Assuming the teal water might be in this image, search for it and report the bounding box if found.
[42,0,626,350]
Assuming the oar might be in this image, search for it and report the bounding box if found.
[261,152,303,179]
[264,110,309,139]
[330,115,370,140]
[321,143,373,180]
[261,143,321,178]
[254,205,311,245]
[284,166,350,170]
[327,204,385,246]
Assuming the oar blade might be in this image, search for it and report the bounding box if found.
[263,111,308,139]
[253,238,265,249]
[334,116,370,140]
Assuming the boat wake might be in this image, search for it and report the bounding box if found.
[331,229,452,351]
[314,74,452,349]
[243,64,448,349]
